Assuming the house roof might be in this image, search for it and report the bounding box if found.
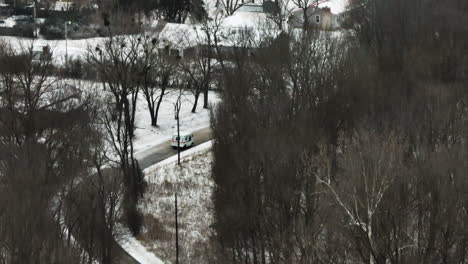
[158,23,201,50]
[237,3,264,13]
[220,1,280,29]
[221,11,270,29]
[289,0,348,15]
[156,1,281,50]
[291,6,335,16]
[317,0,348,14]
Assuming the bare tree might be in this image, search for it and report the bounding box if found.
[0,41,101,264]
[199,16,221,109]
[216,0,243,16]
[88,33,145,235]
[139,36,177,127]
[64,113,125,264]
[268,0,292,31]
[179,59,206,113]
[315,129,405,264]
[210,25,349,264]
[209,0,468,263]
[179,24,218,113]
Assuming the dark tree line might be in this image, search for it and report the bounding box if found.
[211,0,468,263]
[105,0,207,23]
[0,42,121,264]
[153,0,207,22]
[0,9,216,264]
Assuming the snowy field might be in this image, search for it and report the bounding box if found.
[0,0,349,65]
[76,80,219,155]
[133,90,219,155]
[0,35,220,155]
[132,141,215,264]
[0,35,104,64]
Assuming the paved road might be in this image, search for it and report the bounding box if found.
[116,126,212,264]
[136,126,212,170]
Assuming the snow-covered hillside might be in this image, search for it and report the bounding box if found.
[138,142,215,264]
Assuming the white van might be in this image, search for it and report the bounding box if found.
[171,132,194,148]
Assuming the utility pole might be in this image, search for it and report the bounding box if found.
[64,21,71,65]
[176,97,181,166]
[174,90,182,264]
[176,100,180,264]
[33,1,37,38]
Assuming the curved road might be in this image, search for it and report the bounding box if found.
[136,127,212,170]
[117,126,212,264]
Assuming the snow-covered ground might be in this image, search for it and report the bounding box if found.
[85,79,219,155]
[0,37,219,156]
[134,141,214,264]
[204,0,348,15]
[133,90,219,155]
[119,224,165,264]
[0,35,105,64]
[0,0,349,64]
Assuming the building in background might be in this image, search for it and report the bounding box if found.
[289,6,341,30]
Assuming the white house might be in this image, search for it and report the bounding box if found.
[289,6,340,30]
[218,1,280,48]
[155,1,280,59]
[221,2,277,32]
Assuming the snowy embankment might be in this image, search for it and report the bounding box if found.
[121,141,214,264]
[119,224,165,264]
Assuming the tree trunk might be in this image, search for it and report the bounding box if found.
[146,101,156,127]
[151,114,157,127]
[154,90,165,127]
[203,86,209,109]
[251,232,258,264]
[203,58,211,109]
[303,6,309,32]
[192,91,201,113]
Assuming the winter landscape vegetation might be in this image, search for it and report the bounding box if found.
[1,0,468,263]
